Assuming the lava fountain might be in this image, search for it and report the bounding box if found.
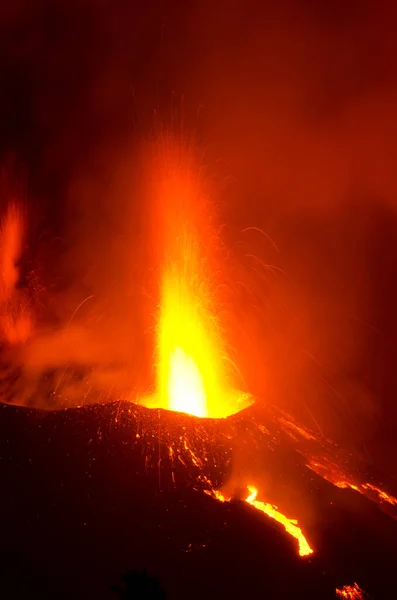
[132,135,397,569]
[136,134,316,559]
[141,135,252,419]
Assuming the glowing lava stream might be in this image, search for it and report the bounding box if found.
[335,582,366,599]
[208,485,313,557]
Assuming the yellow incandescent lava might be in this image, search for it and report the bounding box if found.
[335,582,366,599]
[245,486,313,557]
[141,138,252,419]
[209,485,313,557]
[154,269,251,419]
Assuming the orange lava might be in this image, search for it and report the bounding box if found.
[336,582,366,599]
[141,137,252,419]
[308,457,397,508]
[245,485,313,557]
[361,483,397,507]
[279,417,316,441]
[207,484,313,557]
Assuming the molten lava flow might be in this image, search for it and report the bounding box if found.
[273,410,397,516]
[206,484,313,557]
[245,486,313,557]
[142,138,252,419]
[361,483,397,506]
[307,457,397,509]
[335,582,366,599]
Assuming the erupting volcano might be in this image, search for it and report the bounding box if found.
[2,1,397,598]
[0,135,396,600]
[135,137,316,559]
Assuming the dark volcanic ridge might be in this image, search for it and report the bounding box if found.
[1,400,397,598]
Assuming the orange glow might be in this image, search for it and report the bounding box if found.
[1,313,31,344]
[167,347,207,417]
[336,582,366,599]
[141,137,252,418]
[279,417,316,441]
[361,483,397,506]
[335,481,360,492]
[0,202,31,344]
[0,202,23,302]
[207,484,313,557]
[307,457,397,508]
[155,267,250,418]
[210,488,230,503]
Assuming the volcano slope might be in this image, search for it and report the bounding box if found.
[0,400,396,600]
